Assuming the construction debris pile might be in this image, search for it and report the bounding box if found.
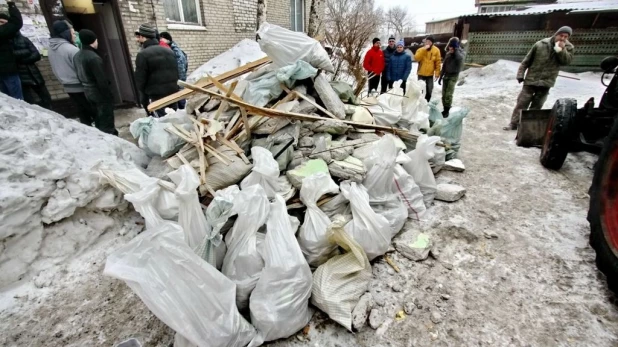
[103,22,469,347]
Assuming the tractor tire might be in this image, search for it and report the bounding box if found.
[540,98,577,170]
[589,116,618,294]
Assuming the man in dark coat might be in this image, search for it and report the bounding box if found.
[134,23,179,117]
[13,32,52,109]
[74,29,118,135]
[0,2,24,100]
[380,36,396,94]
[438,37,465,118]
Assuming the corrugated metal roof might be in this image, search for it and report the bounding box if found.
[462,0,618,17]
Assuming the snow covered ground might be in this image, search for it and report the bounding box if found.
[1,60,618,347]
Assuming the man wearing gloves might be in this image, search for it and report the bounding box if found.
[363,37,385,95]
[439,37,465,118]
[381,36,397,94]
[505,26,574,130]
[0,1,23,100]
[74,29,118,135]
[386,41,411,94]
[414,36,441,102]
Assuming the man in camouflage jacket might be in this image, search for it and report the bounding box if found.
[505,26,574,130]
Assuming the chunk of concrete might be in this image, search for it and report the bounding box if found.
[286,159,329,188]
[444,159,465,172]
[435,183,466,202]
[352,292,374,331]
[395,231,432,261]
[368,308,385,329]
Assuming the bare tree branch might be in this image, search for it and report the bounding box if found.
[385,5,417,38]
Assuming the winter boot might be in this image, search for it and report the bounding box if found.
[442,107,450,118]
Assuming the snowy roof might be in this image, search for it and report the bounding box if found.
[463,0,618,17]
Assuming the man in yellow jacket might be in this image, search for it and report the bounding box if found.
[414,36,442,102]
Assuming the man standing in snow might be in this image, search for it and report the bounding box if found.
[159,31,188,109]
[134,23,179,117]
[13,31,52,110]
[505,26,574,130]
[414,36,442,102]
[74,29,118,135]
[386,41,412,94]
[363,37,385,95]
[49,20,96,125]
[0,1,24,100]
[381,36,397,94]
[439,37,465,118]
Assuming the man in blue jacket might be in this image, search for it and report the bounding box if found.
[385,41,411,94]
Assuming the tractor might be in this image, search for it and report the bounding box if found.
[516,56,618,292]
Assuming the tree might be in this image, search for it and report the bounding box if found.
[385,5,416,38]
[257,0,267,31]
[307,0,324,39]
[324,0,384,87]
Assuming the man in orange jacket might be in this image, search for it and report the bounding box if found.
[363,37,385,94]
[414,36,442,102]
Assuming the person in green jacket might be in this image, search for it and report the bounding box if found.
[505,26,574,130]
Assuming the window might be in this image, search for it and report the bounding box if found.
[290,0,304,32]
[163,0,201,24]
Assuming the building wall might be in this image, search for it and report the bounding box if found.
[425,19,458,35]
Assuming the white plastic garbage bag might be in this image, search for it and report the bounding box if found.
[366,88,404,126]
[129,111,192,158]
[311,216,372,331]
[297,173,340,267]
[222,185,270,310]
[362,135,408,237]
[99,168,179,220]
[402,134,439,207]
[257,22,334,72]
[393,165,427,221]
[241,147,281,198]
[340,181,390,261]
[249,195,313,346]
[402,79,430,131]
[104,222,256,347]
[206,185,240,235]
[124,180,175,230]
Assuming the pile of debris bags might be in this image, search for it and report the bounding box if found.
[102,22,468,346]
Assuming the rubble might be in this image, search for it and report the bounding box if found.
[287,159,329,188]
[395,231,432,262]
[435,183,467,202]
[368,309,385,329]
[444,159,466,172]
[351,292,374,331]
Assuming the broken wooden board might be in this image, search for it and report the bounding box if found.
[147,56,271,112]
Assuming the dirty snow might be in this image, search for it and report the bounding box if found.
[2,59,618,347]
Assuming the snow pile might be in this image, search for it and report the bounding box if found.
[0,94,149,287]
[187,39,267,83]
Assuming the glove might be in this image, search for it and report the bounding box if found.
[438,77,443,85]
[517,77,524,84]
[400,81,405,89]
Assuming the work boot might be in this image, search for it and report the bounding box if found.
[503,123,517,131]
[442,107,450,118]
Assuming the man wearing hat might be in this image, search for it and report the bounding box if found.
[363,37,385,95]
[385,40,411,94]
[381,36,397,94]
[414,36,441,102]
[439,37,465,118]
[13,30,52,110]
[506,26,574,130]
[0,1,24,100]
[74,29,118,135]
[134,23,179,117]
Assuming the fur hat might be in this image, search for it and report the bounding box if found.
[447,37,460,49]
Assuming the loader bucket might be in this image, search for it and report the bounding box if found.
[516,109,552,147]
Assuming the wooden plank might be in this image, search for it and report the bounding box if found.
[214,80,239,120]
[281,85,338,120]
[216,134,250,164]
[240,107,251,138]
[207,74,243,101]
[147,56,271,112]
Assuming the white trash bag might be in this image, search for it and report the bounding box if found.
[402,134,439,207]
[365,88,404,126]
[249,195,313,346]
[222,184,270,310]
[297,172,340,267]
[257,22,334,72]
[241,146,281,198]
[362,135,408,238]
[104,222,256,347]
[311,216,372,331]
[340,181,390,261]
[129,110,192,158]
[394,164,427,221]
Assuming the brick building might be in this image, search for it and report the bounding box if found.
[2,0,321,110]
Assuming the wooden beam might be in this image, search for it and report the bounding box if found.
[147,56,271,112]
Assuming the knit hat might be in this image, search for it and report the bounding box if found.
[79,29,97,46]
[52,20,74,43]
[372,37,381,45]
[388,36,396,41]
[159,31,173,42]
[396,40,404,47]
[425,36,435,44]
[555,26,573,37]
[135,23,157,39]
[0,13,9,20]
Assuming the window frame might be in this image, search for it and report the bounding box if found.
[290,0,305,32]
[164,0,202,25]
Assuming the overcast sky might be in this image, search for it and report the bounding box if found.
[374,0,477,32]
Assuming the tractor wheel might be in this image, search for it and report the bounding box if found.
[540,98,577,170]
[589,117,618,293]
